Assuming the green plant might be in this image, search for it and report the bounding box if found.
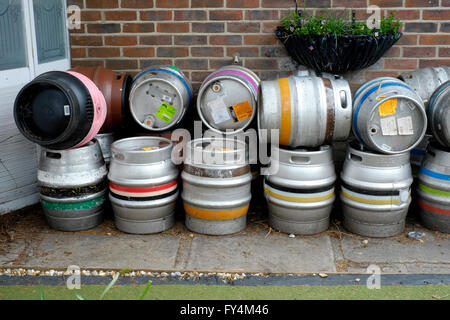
[281,10,402,37]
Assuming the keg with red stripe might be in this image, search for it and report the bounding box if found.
[108,137,178,234]
[417,141,450,233]
[182,138,252,235]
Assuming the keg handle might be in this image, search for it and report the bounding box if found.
[46,152,62,159]
[349,153,363,162]
[290,156,310,164]
[340,90,348,109]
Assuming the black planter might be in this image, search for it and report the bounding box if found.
[275,26,402,74]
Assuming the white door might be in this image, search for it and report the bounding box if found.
[0,0,70,215]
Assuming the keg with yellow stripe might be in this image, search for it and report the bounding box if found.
[258,74,352,148]
[341,141,413,237]
[264,145,336,235]
[417,142,450,233]
[108,137,178,234]
[182,138,252,235]
[38,140,107,231]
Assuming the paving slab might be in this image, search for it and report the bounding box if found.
[0,239,27,266]
[23,233,180,270]
[185,231,336,273]
[341,234,450,264]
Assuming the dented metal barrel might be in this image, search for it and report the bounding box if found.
[399,66,450,108]
[258,74,352,147]
[182,138,252,235]
[264,145,336,235]
[428,81,450,148]
[417,142,450,233]
[341,142,413,237]
[129,66,192,131]
[353,77,427,154]
[108,137,178,234]
[197,66,260,135]
[96,133,115,166]
[37,140,107,231]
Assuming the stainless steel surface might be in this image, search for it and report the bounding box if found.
[37,140,107,231]
[417,142,450,233]
[353,77,427,154]
[96,133,115,165]
[182,138,252,235]
[264,145,336,235]
[197,66,260,135]
[340,142,413,237]
[129,66,192,131]
[108,137,178,234]
[258,74,352,147]
[399,67,450,108]
[428,81,450,148]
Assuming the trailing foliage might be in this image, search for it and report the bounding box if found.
[281,11,402,37]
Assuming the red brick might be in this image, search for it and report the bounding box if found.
[87,23,121,33]
[104,36,137,46]
[245,59,279,70]
[70,35,103,46]
[123,48,155,57]
[333,0,366,7]
[67,0,84,7]
[71,60,105,68]
[88,48,121,57]
[86,0,118,8]
[123,23,155,33]
[157,23,190,33]
[209,35,242,45]
[365,71,400,81]
[439,48,450,57]
[244,35,277,45]
[396,34,417,46]
[156,0,189,7]
[384,58,418,69]
[404,22,437,33]
[174,59,208,70]
[141,11,172,21]
[210,10,243,20]
[191,71,211,82]
[226,47,259,57]
[104,11,137,20]
[210,59,233,69]
[141,59,174,69]
[245,10,279,20]
[403,47,436,58]
[405,0,439,7]
[228,22,260,33]
[192,47,224,57]
[174,10,207,20]
[369,0,402,6]
[384,47,401,58]
[305,0,331,8]
[174,35,208,45]
[261,46,288,57]
[157,47,189,57]
[262,22,280,33]
[423,10,450,20]
[192,23,225,33]
[105,59,139,70]
[420,35,450,45]
[192,0,224,7]
[122,0,153,8]
[419,59,450,68]
[81,11,102,21]
[444,0,450,6]
[262,0,297,8]
[227,0,259,8]
[386,10,420,20]
[140,35,172,45]
[71,47,86,59]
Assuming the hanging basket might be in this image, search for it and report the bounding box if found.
[275,26,402,74]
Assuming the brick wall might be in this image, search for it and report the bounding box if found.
[68,0,450,91]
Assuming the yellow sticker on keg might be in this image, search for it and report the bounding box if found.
[232,100,253,122]
[378,98,397,117]
[141,147,154,151]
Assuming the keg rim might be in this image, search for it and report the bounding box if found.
[348,139,411,160]
[197,74,257,135]
[111,136,173,154]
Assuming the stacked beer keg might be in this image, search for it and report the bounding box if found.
[342,77,427,237]
[259,72,352,235]
[400,67,450,234]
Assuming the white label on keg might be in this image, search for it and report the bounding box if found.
[64,105,70,116]
[380,116,398,136]
[207,98,231,124]
[397,116,414,135]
